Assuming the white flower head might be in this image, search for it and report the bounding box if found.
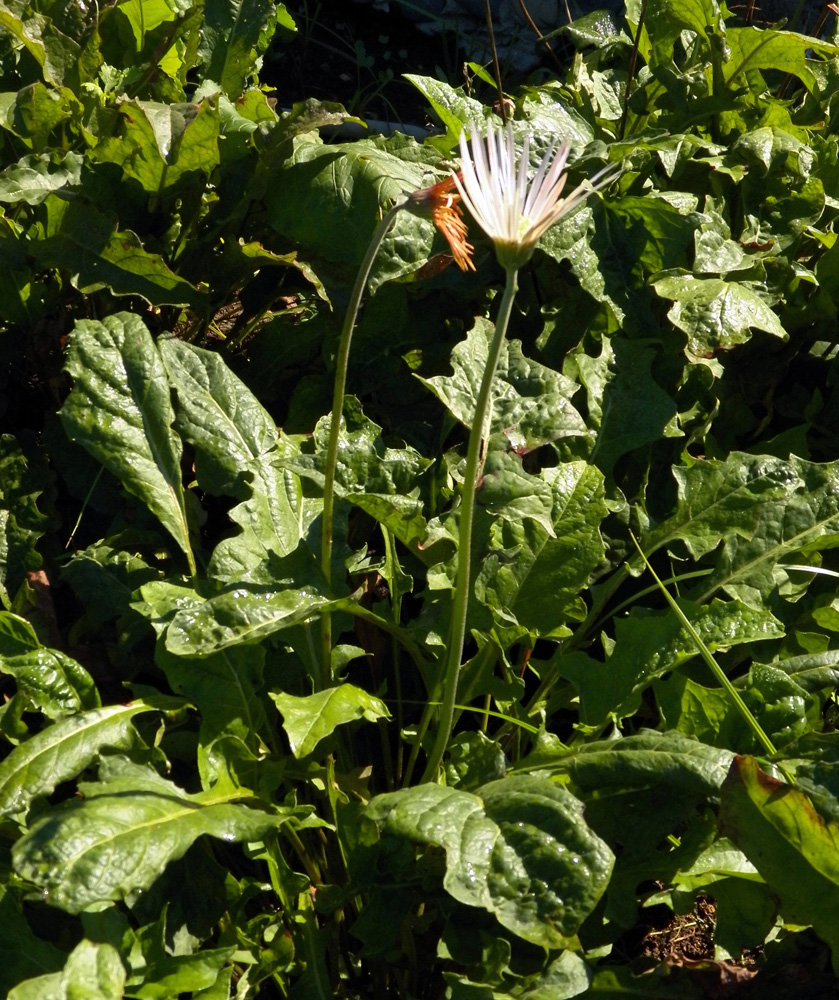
[452,119,615,270]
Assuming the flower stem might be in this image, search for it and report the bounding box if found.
[320,203,403,684]
[421,266,519,782]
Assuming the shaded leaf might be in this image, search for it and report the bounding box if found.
[8,940,125,1000]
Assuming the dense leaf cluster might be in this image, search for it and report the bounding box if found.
[4,0,839,996]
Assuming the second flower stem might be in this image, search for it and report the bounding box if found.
[320,203,403,684]
[421,266,519,781]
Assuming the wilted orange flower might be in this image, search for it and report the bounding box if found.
[407,176,475,272]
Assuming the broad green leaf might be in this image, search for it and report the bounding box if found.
[286,398,430,497]
[0,610,39,654]
[723,27,839,94]
[521,729,735,798]
[30,201,203,307]
[94,99,220,194]
[128,945,235,1000]
[61,540,159,628]
[8,940,125,1000]
[157,645,268,750]
[560,599,783,725]
[117,0,178,50]
[654,275,786,354]
[404,74,485,149]
[159,336,303,573]
[656,662,812,751]
[60,314,196,574]
[13,757,310,913]
[540,201,655,333]
[643,454,839,589]
[572,336,679,475]
[367,776,614,948]
[686,458,839,604]
[197,0,279,97]
[0,8,80,87]
[515,950,591,1000]
[601,195,697,273]
[266,134,440,287]
[0,885,65,998]
[271,683,390,758]
[164,549,336,655]
[475,462,607,636]
[0,647,99,720]
[421,321,589,449]
[0,703,148,818]
[0,151,82,205]
[0,435,51,600]
[720,755,839,967]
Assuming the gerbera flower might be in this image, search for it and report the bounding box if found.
[407,176,475,272]
[453,119,616,271]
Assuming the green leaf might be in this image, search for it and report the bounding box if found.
[0,703,148,818]
[654,275,786,354]
[266,134,439,287]
[60,314,196,574]
[522,729,735,797]
[159,336,303,573]
[720,755,839,968]
[0,435,51,600]
[13,757,310,913]
[475,462,607,637]
[30,201,204,307]
[0,885,65,998]
[270,683,390,758]
[286,398,430,497]
[572,336,679,476]
[0,151,82,205]
[421,321,589,450]
[197,0,279,97]
[560,599,783,725]
[129,946,235,1000]
[0,647,99,720]
[156,645,269,750]
[367,776,614,948]
[723,27,839,95]
[163,550,335,655]
[8,940,125,1000]
[94,99,220,195]
[643,454,839,599]
[404,74,485,148]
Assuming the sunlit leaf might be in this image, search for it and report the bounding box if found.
[13,757,312,913]
[271,683,390,758]
[60,314,196,573]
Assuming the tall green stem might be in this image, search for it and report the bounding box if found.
[421,267,519,782]
[320,203,403,683]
